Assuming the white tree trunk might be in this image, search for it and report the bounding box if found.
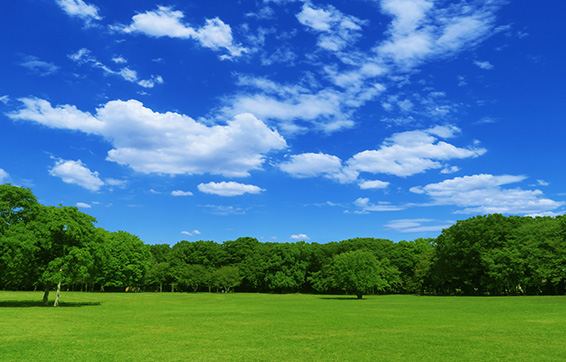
[54,280,62,307]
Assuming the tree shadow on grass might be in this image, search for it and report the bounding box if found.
[0,300,101,308]
[319,296,364,301]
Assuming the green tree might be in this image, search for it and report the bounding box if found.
[146,262,172,292]
[35,205,97,306]
[214,266,241,293]
[330,249,391,299]
[175,264,210,292]
[100,230,151,291]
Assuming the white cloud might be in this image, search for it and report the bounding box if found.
[76,202,91,208]
[346,125,485,177]
[0,95,9,105]
[56,0,101,24]
[0,168,9,183]
[201,205,246,215]
[279,125,483,185]
[198,181,264,196]
[112,56,127,64]
[410,174,565,215]
[290,233,310,241]
[9,97,103,133]
[117,6,246,59]
[359,180,389,189]
[105,178,127,188]
[376,0,499,69]
[19,56,58,76]
[385,218,452,233]
[69,48,164,88]
[279,153,352,182]
[536,179,549,186]
[181,229,201,237]
[353,197,404,213]
[474,60,494,70]
[296,4,366,51]
[171,190,193,197]
[10,98,287,177]
[225,75,385,134]
[49,159,104,191]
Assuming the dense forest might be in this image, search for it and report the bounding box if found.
[1,184,565,303]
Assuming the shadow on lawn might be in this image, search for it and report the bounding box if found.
[0,300,101,308]
[319,296,364,301]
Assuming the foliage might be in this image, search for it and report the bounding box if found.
[329,250,396,299]
[2,183,566,297]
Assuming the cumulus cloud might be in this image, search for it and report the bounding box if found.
[279,125,484,184]
[49,159,104,191]
[9,98,287,177]
[410,174,565,215]
[290,233,310,241]
[359,180,389,189]
[198,181,264,196]
[171,190,193,197]
[56,0,101,24]
[117,6,247,59]
[279,153,353,182]
[346,125,485,177]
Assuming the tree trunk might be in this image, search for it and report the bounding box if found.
[356,293,363,299]
[43,288,50,305]
[159,282,163,293]
[54,280,62,307]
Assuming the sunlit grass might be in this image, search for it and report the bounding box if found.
[1,291,565,361]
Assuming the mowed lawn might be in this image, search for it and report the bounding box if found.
[1,292,565,361]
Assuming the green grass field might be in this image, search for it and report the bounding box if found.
[1,292,565,361]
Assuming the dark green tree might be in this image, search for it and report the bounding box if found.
[330,249,391,299]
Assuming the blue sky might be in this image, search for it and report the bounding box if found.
[1,0,564,244]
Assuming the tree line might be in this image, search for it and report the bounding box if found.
[1,184,565,305]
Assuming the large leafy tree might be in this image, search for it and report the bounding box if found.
[330,249,393,299]
[36,205,97,306]
[99,230,151,291]
[214,266,241,293]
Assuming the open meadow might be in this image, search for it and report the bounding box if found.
[1,291,565,361]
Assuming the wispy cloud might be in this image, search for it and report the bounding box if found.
[19,56,58,76]
[56,0,101,25]
[115,6,247,60]
[385,218,452,233]
[69,48,164,88]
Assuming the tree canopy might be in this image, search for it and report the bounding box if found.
[1,183,565,300]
